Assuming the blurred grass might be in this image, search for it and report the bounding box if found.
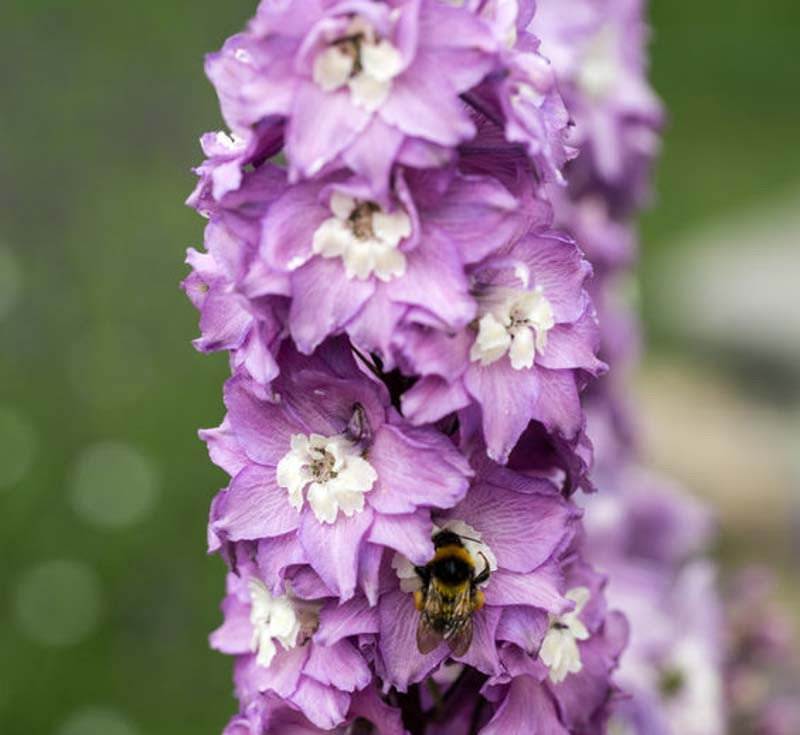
[0,1,798,733]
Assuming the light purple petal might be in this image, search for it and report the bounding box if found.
[290,676,351,730]
[385,226,476,330]
[367,424,470,513]
[212,464,300,541]
[401,376,471,426]
[303,639,371,692]
[455,605,502,675]
[257,533,308,593]
[380,55,475,146]
[377,589,447,691]
[224,377,302,466]
[210,594,252,655]
[298,507,374,601]
[536,309,605,374]
[486,564,568,614]
[345,285,405,360]
[246,645,308,699]
[287,81,370,179]
[444,477,576,573]
[277,368,387,439]
[367,511,434,565]
[549,619,627,732]
[200,417,249,476]
[195,287,252,352]
[235,319,283,387]
[286,566,333,600]
[518,233,591,325]
[419,175,522,264]
[463,361,539,464]
[417,2,498,68]
[532,367,582,440]
[396,324,472,379]
[481,676,569,735]
[260,180,327,270]
[341,116,404,195]
[288,257,374,354]
[496,606,549,653]
[316,596,379,647]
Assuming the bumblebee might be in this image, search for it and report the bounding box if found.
[413,530,491,656]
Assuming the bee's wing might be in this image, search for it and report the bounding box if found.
[447,616,474,658]
[446,585,477,657]
[416,582,448,654]
[416,616,445,654]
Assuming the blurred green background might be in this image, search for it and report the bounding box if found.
[0,1,797,734]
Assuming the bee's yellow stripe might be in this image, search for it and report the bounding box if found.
[432,545,473,566]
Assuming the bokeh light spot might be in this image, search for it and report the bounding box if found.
[14,560,103,647]
[0,407,37,489]
[56,707,140,735]
[69,441,159,529]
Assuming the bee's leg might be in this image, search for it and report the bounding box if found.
[414,589,425,611]
[473,588,485,611]
[473,553,491,586]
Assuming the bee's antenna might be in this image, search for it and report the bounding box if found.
[456,534,482,545]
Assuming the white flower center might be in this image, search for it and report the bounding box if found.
[539,586,591,684]
[312,191,410,282]
[312,17,403,112]
[392,519,498,593]
[248,579,303,667]
[276,432,377,524]
[577,26,621,101]
[469,285,554,370]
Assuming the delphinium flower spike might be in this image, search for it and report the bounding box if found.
[185,1,636,733]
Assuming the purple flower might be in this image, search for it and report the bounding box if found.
[186,125,284,207]
[210,552,376,729]
[255,165,524,359]
[375,456,580,691]
[206,0,501,191]
[400,230,604,462]
[530,0,663,212]
[180,0,684,731]
[479,560,626,734]
[204,340,472,601]
[589,552,724,735]
[465,45,574,186]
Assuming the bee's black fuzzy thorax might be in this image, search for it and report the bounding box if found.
[431,555,472,585]
[432,529,464,549]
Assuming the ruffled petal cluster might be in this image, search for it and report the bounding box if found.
[181,1,649,733]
